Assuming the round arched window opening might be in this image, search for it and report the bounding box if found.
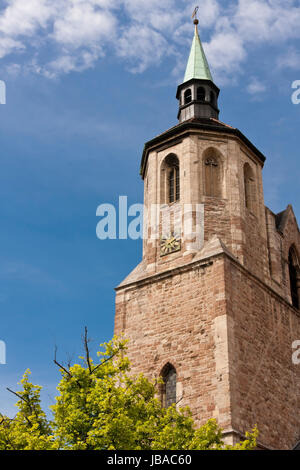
[184,89,192,104]
[164,154,180,203]
[197,87,205,101]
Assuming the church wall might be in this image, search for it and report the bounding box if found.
[265,207,300,304]
[115,256,233,432]
[225,256,300,449]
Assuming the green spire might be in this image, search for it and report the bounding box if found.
[183,23,213,83]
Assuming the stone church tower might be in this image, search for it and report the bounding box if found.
[114,19,300,450]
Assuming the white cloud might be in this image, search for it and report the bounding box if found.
[5,62,21,76]
[277,47,300,70]
[204,31,246,83]
[203,0,300,84]
[247,77,267,95]
[44,51,102,78]
[117,24,170,73]
[0,0,299,81]
[0,36,24,59]
[52,4,116,47]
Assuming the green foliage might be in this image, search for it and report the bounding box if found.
[0,337,258,450]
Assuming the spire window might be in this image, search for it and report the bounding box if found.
[184,89,192,104]
[197,87,205,101]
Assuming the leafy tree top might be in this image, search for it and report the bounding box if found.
[0,333,258,450]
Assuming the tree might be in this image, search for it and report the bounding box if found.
[0,333,258,450]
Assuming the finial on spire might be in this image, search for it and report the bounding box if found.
[192,6,199,26]
[182,6,213,83]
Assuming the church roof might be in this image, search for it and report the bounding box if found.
[275,204,299,234]
[183,23,213,83]
[275,207,290,233]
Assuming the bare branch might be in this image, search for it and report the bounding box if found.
[53,346,73,379]
[6,388,33,427]
[90,349,119,376]
[53,346,82,389]
[84,326,92,374]
[176,395,184,406]
[7,388,31,407]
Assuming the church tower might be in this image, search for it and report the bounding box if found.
[114,17,300,450]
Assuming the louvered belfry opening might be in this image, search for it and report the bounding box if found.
[197,86,205,101]
[184,88,192,104]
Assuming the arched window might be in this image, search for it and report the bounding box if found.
[210,91,215,105]
[161,364,177,408]
[184,89,192,104]
[244,163,256,213]
[161,154,180,204]
[204,151,222,197]
[197,87,205,101]
[288,247,299,309]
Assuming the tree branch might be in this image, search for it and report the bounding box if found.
[84,326,92,374]
[53,346,73,378]
[6,388,33,426]
[53,346,82,388]
[90,350,119,376]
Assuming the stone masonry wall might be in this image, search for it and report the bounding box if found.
[115,256,233,432]
[225,256,300,449]
[142,131,270,285]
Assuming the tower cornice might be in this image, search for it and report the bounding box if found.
[140,119,266,179]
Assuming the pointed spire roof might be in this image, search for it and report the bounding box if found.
[183,21,213,83]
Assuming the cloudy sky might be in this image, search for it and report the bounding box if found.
[0,0,300,416]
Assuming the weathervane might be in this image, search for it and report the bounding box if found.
[192,6,199,25]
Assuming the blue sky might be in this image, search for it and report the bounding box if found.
[0,0,300,416]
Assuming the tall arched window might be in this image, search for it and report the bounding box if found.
[161,154,180,204]
[288,247,299,309]
[197,87,205,101]
[184,89,192,104]
[161,364,177,408]
[244,163,256,213]
[210,91,215,105]
[204,151,222,197]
